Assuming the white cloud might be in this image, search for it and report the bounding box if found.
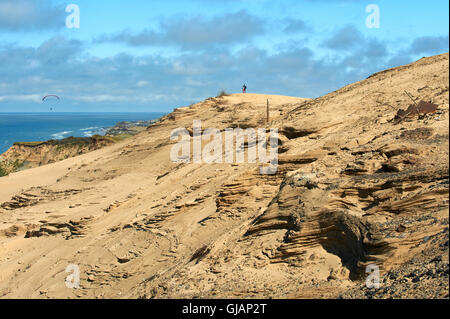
[0,94,41,102]
[136,81,150,88]
[0,0,64,30]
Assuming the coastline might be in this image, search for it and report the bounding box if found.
[0,113,165,154]
[0,116,162,176]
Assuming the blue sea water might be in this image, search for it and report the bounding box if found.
[0,112,166,155]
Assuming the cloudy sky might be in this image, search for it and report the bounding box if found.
[0,0,448,112]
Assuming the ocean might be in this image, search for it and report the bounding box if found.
[0,112,166,155]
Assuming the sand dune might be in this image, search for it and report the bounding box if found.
[0,53,448,299]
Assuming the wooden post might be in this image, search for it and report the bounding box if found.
[404,90,420,119]
[266,99,269,123]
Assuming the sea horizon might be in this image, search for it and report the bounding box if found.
[0,112,167,154]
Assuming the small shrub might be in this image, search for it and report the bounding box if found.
[0,165,7,177]
[190,245,210,263]
[12,160,22,171]
[217,90,230,98]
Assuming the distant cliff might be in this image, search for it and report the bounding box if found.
[105,120,156,135]
[0,119,157,176]
[0,136,116,175]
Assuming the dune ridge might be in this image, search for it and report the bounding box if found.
[0,53,448,299]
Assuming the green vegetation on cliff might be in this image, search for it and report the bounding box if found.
[0,165,6,177]
[0,159,22,177]
[13,135,116,148]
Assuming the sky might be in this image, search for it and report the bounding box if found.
[0,0,448,112]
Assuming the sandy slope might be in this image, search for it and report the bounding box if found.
[0,54,448,299]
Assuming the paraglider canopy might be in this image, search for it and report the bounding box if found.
[42,95,60,111]
[42,95,60,101]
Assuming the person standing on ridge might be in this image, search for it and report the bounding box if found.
[242,84,247,94]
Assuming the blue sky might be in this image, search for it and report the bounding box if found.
[0,0,448,112]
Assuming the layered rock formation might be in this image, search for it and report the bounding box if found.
[105,120,157,136]
[0,53,448,299]
[0,136,116,174]
[0,120,157,175]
